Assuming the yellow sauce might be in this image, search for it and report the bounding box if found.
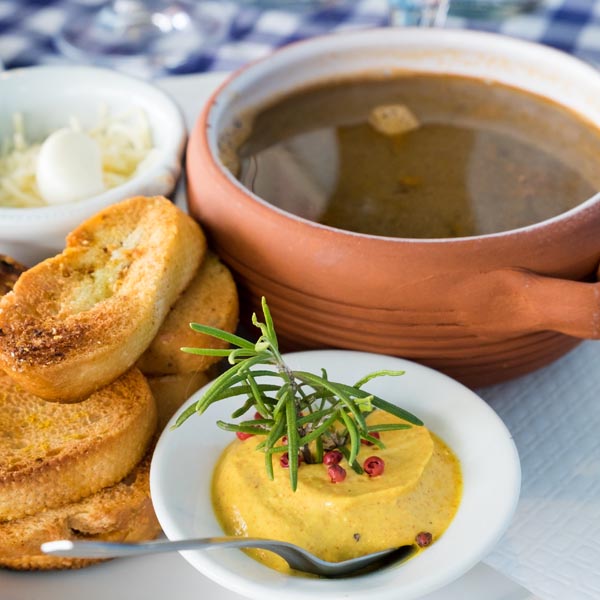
[212,411,462,573]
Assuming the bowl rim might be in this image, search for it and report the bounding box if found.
[0,64,186,221]
[187,26,600,245]
[150,349,521,600]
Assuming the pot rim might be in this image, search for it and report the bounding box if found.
[189,27,600,246]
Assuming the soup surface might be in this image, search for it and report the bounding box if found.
[227,74,600,238]
[212,411,462,573]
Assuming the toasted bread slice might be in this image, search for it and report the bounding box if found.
[137,252,238,376]
[147,369,214,430]
[0,196,206,401]
[0,449,160,570]
[0,255,26,297]
[0,368,156,521]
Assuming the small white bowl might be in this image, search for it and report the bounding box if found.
[151,350,521,600]
[0,66,186,265]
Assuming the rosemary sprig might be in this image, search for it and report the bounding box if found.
[175,297,423,491]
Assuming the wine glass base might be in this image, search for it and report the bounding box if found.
[448,0,542,18]
[56,1,228,75]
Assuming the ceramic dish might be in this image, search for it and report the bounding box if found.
[151,349,521,600]
[0,65,186,265]
[186,28,600,388]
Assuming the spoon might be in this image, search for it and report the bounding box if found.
[41,537,413,577]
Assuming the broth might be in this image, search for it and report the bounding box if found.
[226,74,600,238]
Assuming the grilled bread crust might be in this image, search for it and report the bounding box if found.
[147,370,213,430]
[0,449,160,570]
[0,196,206,401]
[0,368,157,521]
[137,252,238,375]
[0,255,26,296]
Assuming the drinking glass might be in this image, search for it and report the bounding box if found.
[448,0,543,18]
[56,0,229,73]
[388,0,542,25]
[388,0,450,27]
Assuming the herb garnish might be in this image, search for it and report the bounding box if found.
[175,298,423,491]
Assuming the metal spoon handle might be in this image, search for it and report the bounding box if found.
[41,537,288,559]
[41,537,411,577]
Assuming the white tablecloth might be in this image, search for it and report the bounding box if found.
[1,71,598,600]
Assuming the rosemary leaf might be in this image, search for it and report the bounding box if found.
[175,398,203,427]
[174,367,252,425]
[340,409,361,464]
[367,423,412,432]
[273,382,291,417]
[193,366,248,413]
[261,297,278,352]
[353,369,405,389]
[175,356,261,426]
[285,392,300,491]
[262,444,289,455]
[258,413,286,452]
[249,418,274,426]
[296,408,332,427]
[247,371,271,417]
[180,347,233,357]
[294,371,367,430]
[298,412,339,446]
[213,383,280,401]
[339,445,364,475]
[228,347,262,364]
[217,421,265,435]
[231,397,256,419]
[334,382,423,426]
[360,433,385,449]
[315,436,324,463]
[265,450,275,481]
[175,297,424,491]
[188,323,255,349]
[370,396,424,426]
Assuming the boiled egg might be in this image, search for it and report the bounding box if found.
[36,128,105,205]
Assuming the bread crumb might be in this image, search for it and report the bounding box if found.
[368,104,420,136]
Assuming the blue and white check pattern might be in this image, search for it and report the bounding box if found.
[0,0,599,77]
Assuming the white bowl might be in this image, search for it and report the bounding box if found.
[151,350,521,600]
[0,65,186,265]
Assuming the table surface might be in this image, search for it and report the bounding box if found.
[1,0,600,78]
[1,3,600,599]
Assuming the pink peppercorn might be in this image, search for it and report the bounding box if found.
[323,450,343,466]
[415,532,433,547]
[236,431,253,441]
[361,431,380,446]
[328,464,347,483]
[363,456,385,477]
[280,453,290,468]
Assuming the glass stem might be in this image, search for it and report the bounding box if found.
[389,0,450,27]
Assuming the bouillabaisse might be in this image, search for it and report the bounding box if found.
[222,73,600,238]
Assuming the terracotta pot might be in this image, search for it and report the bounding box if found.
[186,28,600,388]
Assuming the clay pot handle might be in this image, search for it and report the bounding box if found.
[453,267,600,339]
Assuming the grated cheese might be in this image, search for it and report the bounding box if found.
[0,108,156,208]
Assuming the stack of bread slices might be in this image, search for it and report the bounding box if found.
[0,196,238,569]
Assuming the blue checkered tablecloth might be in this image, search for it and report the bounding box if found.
[0,0,599,77]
